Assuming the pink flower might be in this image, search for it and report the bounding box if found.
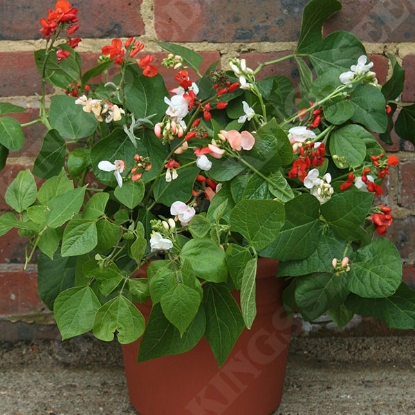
[218,130,255,151]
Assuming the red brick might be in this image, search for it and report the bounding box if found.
[369,54,389,85]
[398,161,415,208]
[325,0,415,43]
[239,51,298,83]
[0,228,28,264]
[386,215,415,261]
[154,0,306,43]
[0,264,44,316]
[403,264,415,289]
[402,55,415,102]
[0,52,51,98]
[0,0,144,41]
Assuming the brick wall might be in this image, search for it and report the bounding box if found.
[1,0,415,330]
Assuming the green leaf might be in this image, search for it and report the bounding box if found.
[68,147,90,178]
[0,144,9,171]
[346,283,415,329]
[88,263,124,296]
[277,229,350,277]
[129,236,147,264]
[0,103,25,116]
[148,261,177,304]
[203,283,245,366]
[181,239,228,283]
[324,99,355,125]
[33,129,66,179]
[95,219,121,251]
[329,124,369,169]
[0,212,18,236]
[188,214,211,238]
[240,258,257,329]
[114,180,145,209]
[160,283,201,336]
[93,296,145,344]
[0,116,24,151]
[350,84,387,133]
[230,199,285,251]
[123,65,169,121]
[61,219,98,257]
[37,169,74,205]
[81,60,114,85]
[49,95,98,139]
[128,278,149,303]
[381,54,405,101]
[320,192,374,241]
[348,238,402,298]
[247,118,293,173]
[295,272,349,321]
[309,32,366,75]
[138,303,206,362]
[82,192,110,220]
[90,129,139,187]
[54,286,101,340]
[327,303,354,328]
[38,227,63,259]
[154,166,200,206]
[260,193,322,261]
[37,252,77,310]
[5,170,37,213]
[35,45,80,89]
[46,186,86,228]
[296,0,342,53]
[395,104,415,145]
[295,57,314,96]
[158,42,203,72]
[225,244,253,289]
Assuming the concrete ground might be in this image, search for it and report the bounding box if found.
[0,329,415,415]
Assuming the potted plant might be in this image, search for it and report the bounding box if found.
[1,0,415,413]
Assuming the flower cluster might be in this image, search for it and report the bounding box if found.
[1,0,413,366]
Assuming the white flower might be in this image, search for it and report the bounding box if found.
[239,75,253,90]
[238,101,255,123]
[98,159,126,188]
[196,155,212,171]
[304,169,333,204]
[339,56,375,86]
[189,82,199,95]
[304,168,321,189]
[288,126,317,145]
[339,70,355,87]
[150,232,173,252]
[164,94,189,120]
[170,201,196,226]
[351,55,374,75]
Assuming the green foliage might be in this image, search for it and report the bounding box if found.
[0,0,413,367]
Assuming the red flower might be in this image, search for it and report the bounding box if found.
[102,39,124,63]
[388,155,399,166]
[217,102,228,110]
[67,37,81,48]
[138,55,158,77]
[288,159,308,182]
[56,48,70,63]
[370,212,393,235]
[340,173,355,191]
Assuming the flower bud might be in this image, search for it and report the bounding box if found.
[332,258,338,268]
[168,218,176,229]
[341,257,349,268]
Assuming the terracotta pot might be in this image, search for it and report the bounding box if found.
[122,258,292,415]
